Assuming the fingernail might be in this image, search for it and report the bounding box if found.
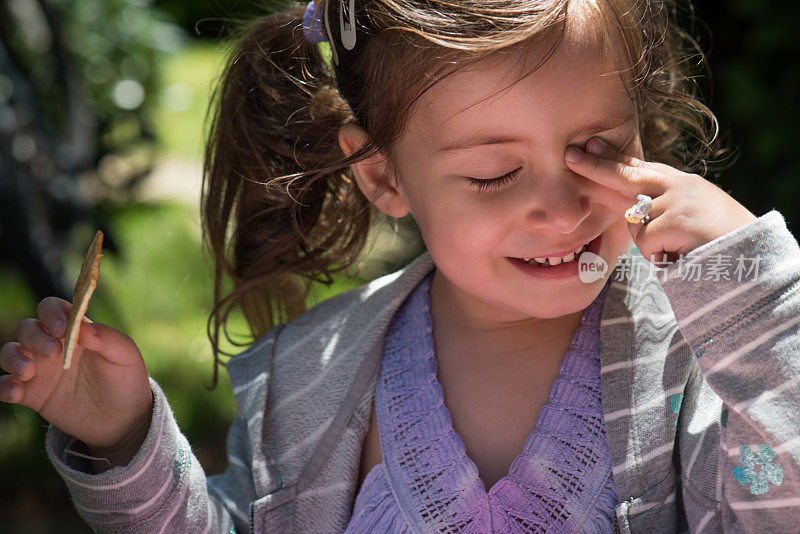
[565,147,583,163]
[52,319,65,337]
[587,138,605,156]
[16,361,28,376]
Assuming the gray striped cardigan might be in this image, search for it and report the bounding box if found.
[46,209,800,533]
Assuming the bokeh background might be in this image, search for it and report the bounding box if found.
[0,0,797,531]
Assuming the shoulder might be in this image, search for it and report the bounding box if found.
[604,249,680,326]
[281,250,434,342]
[229,250,434,376]
[225,251,435,488]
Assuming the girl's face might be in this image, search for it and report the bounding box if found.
[362,35,641,326]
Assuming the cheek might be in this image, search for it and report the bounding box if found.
[415,205,502,255]
[607,218,634,250]
[401,180,514,255]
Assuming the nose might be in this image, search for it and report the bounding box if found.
[523,169,591,234]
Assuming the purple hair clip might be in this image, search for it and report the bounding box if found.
[302,0,357,67]
[302,1,328,44]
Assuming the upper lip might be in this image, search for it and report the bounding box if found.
[515,234,599,259]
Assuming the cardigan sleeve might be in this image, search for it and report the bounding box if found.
[655,209,800,532]
[45,377,255,533]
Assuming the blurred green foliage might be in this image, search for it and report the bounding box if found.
[1,0,186,155]
[152,41,226,156]
[154,0,280,39]
[63,0,184,116]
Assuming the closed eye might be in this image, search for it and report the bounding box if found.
[467,167,522,192]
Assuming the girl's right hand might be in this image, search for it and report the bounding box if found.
[0,297,153,460]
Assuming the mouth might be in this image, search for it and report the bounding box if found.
[511,233,602,267]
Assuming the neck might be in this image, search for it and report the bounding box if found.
[429,270,584,358]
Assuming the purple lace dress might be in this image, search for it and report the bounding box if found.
[345,273,618,533]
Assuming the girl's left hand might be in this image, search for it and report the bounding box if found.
[565,136,758,264]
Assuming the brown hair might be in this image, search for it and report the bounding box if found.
[202,0,725,387]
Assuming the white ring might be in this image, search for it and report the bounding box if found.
[625,194,653,224]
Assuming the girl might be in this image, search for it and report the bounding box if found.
[1,0,798,532]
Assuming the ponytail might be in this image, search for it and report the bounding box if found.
[202,3,374,389]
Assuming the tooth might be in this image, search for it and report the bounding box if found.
[547,256,562,265]
[534,257,547,264]
[574,245,584,255]
[562,252,574,262]
[523,257,532,262]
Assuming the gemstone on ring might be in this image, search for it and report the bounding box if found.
[625,194,652,224]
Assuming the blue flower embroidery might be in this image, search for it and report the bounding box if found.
[669,393,683,414]
[172,439,192,489]
[669,393,683,427]
[733,444,784,495]
[695,336,713,358]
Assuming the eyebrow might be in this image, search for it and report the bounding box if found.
[435,113,637,153]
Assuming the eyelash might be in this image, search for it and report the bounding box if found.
[467,167,523,192]
[464,136,626,193]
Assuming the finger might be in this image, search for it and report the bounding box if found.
[630,216,673,263]
[585,136,647,167]
[626,196,667,245]
[15,318,63,359]
[584,137,689,187]
[631,207,692,264]
[586,137,680,175]
[581,177,640,217]
[0,342,36,381]
[0,374,24,404]
[36,297,73,339]
[78,322,139,366]
[565,138,665,201]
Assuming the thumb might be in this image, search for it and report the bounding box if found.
[78,321,141,365]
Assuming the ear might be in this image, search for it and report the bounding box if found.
[338,123,410,219]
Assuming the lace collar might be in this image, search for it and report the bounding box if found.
[373,272,618,532]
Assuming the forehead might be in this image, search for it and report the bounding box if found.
[406,13,633,142]
[417,46,626,124]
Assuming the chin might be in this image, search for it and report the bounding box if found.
[516,295,594,319]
